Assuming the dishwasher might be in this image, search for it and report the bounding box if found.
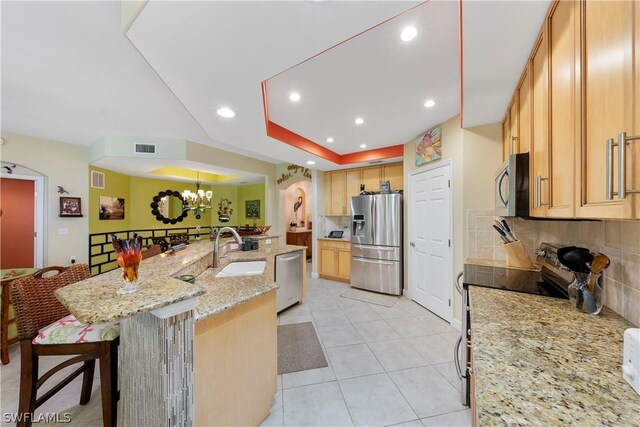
[275,250,303,312]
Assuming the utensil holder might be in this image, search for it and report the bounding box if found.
[504,241,536,269]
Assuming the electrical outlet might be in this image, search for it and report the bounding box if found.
[69,256,76,264]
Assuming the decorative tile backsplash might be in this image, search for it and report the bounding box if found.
[466,209,640,326]
[322,216,351,239]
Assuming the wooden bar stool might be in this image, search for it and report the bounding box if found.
[10,264,119,427]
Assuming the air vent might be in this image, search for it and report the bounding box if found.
[368,160,383,165]
[135,143,156,154]
[91,170,105,189]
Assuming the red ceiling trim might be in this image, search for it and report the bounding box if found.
[458,0,464,127]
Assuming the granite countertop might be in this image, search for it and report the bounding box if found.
[317,237,351,242]
[194,244,306,321]
[469,286,640,426]
[56,241,214,323]
[56,239,305,324]
[287,229,312,233]
[465,257,540,271]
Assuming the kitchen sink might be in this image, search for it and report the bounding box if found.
[216,260,266,277]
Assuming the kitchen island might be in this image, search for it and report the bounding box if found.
[56,238,306,426]
[469,286,640,426]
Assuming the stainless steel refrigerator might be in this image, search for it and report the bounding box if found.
[350,194,402,295]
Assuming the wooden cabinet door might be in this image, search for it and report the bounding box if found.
[336,249,351,279]
[518,67,531,154]
[547,0,577,218]
[509,97,519,155]
[502,113,510,161]
[319,246,336,277]
[382,164,404,191]
[530,31,549,218]
[361,166,381,192]
[577,0,636,219]
[345,169,361,216]
[329,171,346,215]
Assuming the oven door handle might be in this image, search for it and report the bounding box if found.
[454,336,467,380]
[455,272,463,295]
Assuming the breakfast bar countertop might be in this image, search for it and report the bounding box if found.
[56,239,306,324]
[469,286,640,426]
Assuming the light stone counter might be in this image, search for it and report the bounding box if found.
[194,244,307,321]
[317,237,351,242]
[469,286,640,426]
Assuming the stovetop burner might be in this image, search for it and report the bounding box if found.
[463,243,573,299]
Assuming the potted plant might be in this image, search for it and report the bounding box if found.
[289,221,297,231]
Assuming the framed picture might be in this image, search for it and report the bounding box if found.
[99,196,125,220]
[245,200,260,219]
[59,197,83,217]
[415,126,442,166]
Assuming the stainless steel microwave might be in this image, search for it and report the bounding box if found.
[495,153,530,217]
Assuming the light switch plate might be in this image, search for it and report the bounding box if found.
[265,239,272,245]
[623,328,640,395]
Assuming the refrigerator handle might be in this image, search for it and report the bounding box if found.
[370,196,376,244]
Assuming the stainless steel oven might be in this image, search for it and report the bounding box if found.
[495,153,530,217]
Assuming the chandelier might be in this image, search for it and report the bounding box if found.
[182,172,213,219]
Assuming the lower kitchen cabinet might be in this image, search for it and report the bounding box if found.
[286,231,312,259]
[318,239,351,283]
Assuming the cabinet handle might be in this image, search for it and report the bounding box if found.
[534,175,541,209]
[510,136,518,155]
[608,132,640,200]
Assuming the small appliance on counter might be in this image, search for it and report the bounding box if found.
[326,230,344,239]
[623,328,640,395]
[241,237,259,251]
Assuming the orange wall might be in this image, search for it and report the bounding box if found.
[0,178,35,268]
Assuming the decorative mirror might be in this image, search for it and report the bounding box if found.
[150,190,188,224]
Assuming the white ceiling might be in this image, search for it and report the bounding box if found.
[2,1,551,171]
[461,0,551,128]
[265,1,459,155]
[125,0,420,169]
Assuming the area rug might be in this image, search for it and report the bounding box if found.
[340,288,399,307]
[277,322,328,375]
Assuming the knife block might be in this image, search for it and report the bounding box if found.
[504,240,536,269]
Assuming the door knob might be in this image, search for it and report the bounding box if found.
[410,242,416,247]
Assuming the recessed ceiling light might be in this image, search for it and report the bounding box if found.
[326,137,334,143]
[216,107,236,118]
[360,144,367,149]
[401,26,418,42]
[424,99,436,108]
[289,92,301,102]
[355,117,364,125]
[306,160,316,165]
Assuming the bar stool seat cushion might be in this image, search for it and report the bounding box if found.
[32,315,120,345]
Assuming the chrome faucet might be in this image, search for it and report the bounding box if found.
[213,227,243,268]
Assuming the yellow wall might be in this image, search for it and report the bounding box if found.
[0,132,89,266]
[89,166,131,233]
[238,183,266,226]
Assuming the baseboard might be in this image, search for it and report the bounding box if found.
[402,288,411,299]
[450,318,462,331]
[311,272,319,279]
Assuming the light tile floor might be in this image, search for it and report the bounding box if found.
[0,267,470,427]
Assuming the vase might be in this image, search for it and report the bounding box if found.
[112,233,143,295]
[567,271,603,315]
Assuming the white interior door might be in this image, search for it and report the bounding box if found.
[409,163,452,321]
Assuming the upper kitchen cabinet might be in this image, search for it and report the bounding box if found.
[502,113,510,161]
[382,164,404,191]
[324,163,403,216]
[577,0,639,219]
[325,171,347,215]
[547,0,578,218]
[361,166,382,193]
[530,30,549,218]
[517,67,531,155]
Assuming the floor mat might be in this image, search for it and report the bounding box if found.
[277,322,328,375]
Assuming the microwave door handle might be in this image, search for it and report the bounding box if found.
[497,170,509,206]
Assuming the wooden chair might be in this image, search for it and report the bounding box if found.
[10,264,119,427]
[141,244,162,260]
